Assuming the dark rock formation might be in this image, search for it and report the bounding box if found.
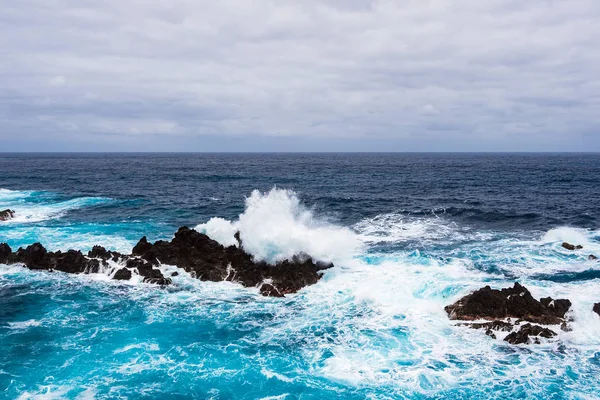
[88,245,122,262]
[0,243,12,264]
[445,282,571,325]
[447,283,571,345]
[0,226,332,296]
[562,242,583,251]
[113,268,132,280]
[0,209,15,221]
[594,303,600,317]
[504,323,557,344]
[131,226,327,295]
[589,255,598,261]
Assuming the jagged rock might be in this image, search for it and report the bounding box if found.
[540,297,572,319]
[445,282,571,325]
[0,243,12,264]
[113,268,132,280]
[594,303,600,317]
[0,226,331,295]
[88,246,122,262]
[562,242,583,251]
[260,283,284,297]
[86,259,101,274]
[589,255,598,260]
[464,320,513,340]
[53,250,89,274]
[132,237,152,256]
[171,271,179,277]
[131,226,326,296]
[0,209,15,221]
[11,243,52,270]
[504,323,556,344]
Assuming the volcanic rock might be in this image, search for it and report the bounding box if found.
[131,226,326,296]
[589,255,598,260]
[0,226,331,296]
[594,303,600,317]
[0,243,11,264]
[88,245,122,262]
[445,283,571,325]
[504,323,556,344]
[113,268,132,280]
[0,209,15,221]
[562,242,583,251]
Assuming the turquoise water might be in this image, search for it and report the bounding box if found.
[1,154,600,399]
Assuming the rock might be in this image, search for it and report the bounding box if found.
[445,282,571,325]
[589,255,598,260]
[12,243,52,270]
[86,259,101,274]
[594,303,600,317]
[0,226,331,295]
[53,250,89,274]
[0,243,12,264]
[260,283,284,297]
[539,297,572,319]
[171,271,179,277]
[562,242,583,251]
[113,268,132,280]
[504,323,556,344]
[88,246,122,262]
[132,236,152,256]
[131,226,327,296]
[0,209,15,221]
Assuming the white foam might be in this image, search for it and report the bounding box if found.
[542,227,594,247]
[7,319,42,330]
[196,217,239,247]
[195,188,363,263]
[353,213,496,246]
[1,196,113,224]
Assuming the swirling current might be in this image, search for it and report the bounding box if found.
[1,153,599,399]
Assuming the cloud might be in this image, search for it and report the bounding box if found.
[0,0,599,151]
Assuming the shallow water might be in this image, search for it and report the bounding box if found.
[1,153,599,399]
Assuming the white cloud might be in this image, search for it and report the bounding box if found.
[0,0,599,150]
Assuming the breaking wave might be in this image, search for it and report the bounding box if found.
[196,188,363,264]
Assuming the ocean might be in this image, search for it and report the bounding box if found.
[1,153,599,399]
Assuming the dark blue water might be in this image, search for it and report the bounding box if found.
[1,153,599,399]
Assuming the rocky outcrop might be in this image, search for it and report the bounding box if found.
[594,303,600,317]
[562,242,583,251]
[0,209,15,221]
[130,226,331,295]
[0,226,333,296]
[445,283,571,324]
[446,283,571,345]
[589,255,598,260]
[504,323,557,345]
[0,243,12,264]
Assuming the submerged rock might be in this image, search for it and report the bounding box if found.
[504,323,557,345]
[589,254,598,261]
[0,226,331,296]
[562,242,583,251]
[594,303,600,317]
[0,209,15,221]
[446,283,571,345]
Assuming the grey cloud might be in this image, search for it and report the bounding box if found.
[0,0,599,151]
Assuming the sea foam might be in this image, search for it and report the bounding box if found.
[196,188,363,264]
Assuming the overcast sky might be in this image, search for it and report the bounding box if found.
[1,0,599,151]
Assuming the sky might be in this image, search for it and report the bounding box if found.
[1,0,599,152]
